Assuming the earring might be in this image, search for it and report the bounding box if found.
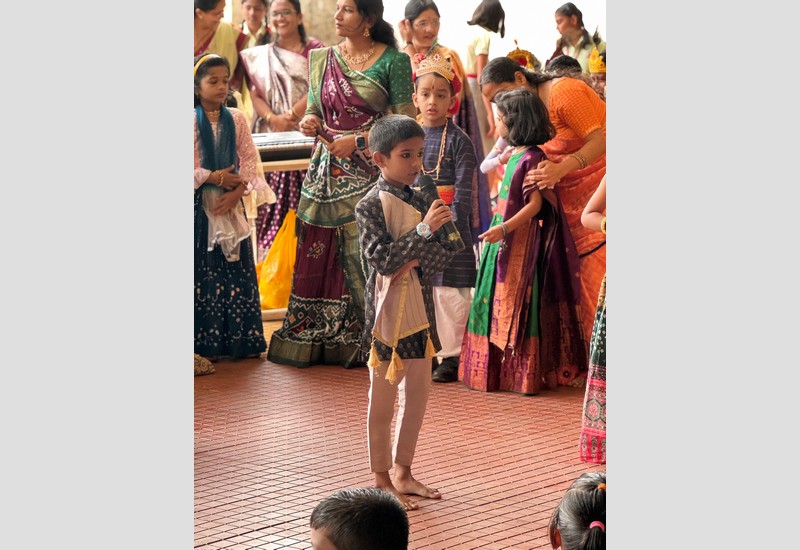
[363,25,371,37]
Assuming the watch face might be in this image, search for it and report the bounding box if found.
[356,136,366,149]
[416,222,431,238]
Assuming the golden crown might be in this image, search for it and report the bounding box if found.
[506,39,541,71]
[415,53,455,82]
[589,47,606,74]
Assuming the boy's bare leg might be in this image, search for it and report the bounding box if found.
[391,358,441,500]
[375,471,418,511]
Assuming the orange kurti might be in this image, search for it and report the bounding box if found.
[541,78,606,342]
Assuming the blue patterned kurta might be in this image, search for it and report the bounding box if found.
[420,119,477,288]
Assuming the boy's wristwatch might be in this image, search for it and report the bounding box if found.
[355,134,366,150]
[416,222,432,240]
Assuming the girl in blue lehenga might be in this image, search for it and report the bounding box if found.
[194,53,272,360]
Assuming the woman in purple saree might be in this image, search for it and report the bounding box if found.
[268,0,416,368]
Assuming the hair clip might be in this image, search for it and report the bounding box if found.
[589,521,605,532]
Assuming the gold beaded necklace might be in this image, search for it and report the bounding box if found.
[340,41,375,67]
[421,119,448,179]
[205,109,221,118]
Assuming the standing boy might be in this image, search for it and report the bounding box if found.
[355,114,460,511]
[413,54,478,383]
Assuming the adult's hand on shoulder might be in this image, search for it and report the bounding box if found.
[526,160,563,190]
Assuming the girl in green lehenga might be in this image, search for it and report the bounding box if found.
[458,89,588,395]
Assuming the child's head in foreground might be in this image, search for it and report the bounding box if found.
[309,487,409,550]
[548,471,606,550]
[368,114,425,187]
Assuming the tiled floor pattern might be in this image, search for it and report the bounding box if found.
[195,321,604,549]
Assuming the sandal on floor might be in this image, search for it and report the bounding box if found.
[194,354,215,376]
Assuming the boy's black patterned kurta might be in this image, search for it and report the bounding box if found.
[355,178,460,361]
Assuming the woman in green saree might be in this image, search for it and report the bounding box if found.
[268,0,416,368]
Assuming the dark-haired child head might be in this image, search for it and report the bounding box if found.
[368,114,425,188]
[493,88,555,147]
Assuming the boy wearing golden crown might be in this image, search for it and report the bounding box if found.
[588,47,606,101]
[412,54,478,383]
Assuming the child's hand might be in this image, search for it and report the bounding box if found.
[423,199,452,232]
[498,145,513,165]
[210,185,245,216]
[217,165,244,191]
[391,259,420,284]
[299,114,322,137]
[478,224,505,244]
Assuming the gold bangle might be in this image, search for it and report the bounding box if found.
[264,112,272,126]
[600,216,606,234]
[218,170,224,187]
[571,151,588,169]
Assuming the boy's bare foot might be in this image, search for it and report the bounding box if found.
[375,473,418,511]
[393,470,442,500]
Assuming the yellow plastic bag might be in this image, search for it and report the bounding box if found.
[257,209,297,310]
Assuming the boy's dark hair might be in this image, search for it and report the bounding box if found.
[368,114,425,156]
[194,54,231,106]
[310,487,409,550]
[546,54,582,77]
[494,89,555,147]
[548,471,606,550]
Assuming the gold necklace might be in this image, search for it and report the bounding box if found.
[421,119,448,179]
[340,41,375,66]
[205,109,220,118]
[512,145,529,155]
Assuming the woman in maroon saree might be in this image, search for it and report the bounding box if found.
[268,0,416,368]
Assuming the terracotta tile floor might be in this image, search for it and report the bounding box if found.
[195,321,604,550]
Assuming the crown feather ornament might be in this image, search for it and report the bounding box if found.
[506,39,541,71]
[589,47,606,74]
